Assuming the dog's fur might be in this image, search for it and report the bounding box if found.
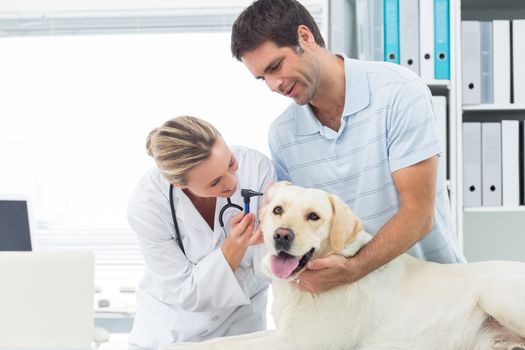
[164,182,525,350]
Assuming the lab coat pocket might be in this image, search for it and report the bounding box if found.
[206,305,237,335]
[169,310,208,342]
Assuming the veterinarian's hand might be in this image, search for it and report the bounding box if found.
[227,212,261,248]
[292,255,360,293]
[250,225,264,245]
[221,212,263,271]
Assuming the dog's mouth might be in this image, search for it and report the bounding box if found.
[270,248,315,279]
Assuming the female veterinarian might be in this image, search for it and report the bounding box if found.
[127,116,275,350]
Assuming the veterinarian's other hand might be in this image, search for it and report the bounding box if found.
[292,255,360,293]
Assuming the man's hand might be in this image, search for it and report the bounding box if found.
[290,255,362,294]
[291,156,440,294]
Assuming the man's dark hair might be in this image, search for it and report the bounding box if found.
[231,0,326,61]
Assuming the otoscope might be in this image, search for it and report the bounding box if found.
[241,189,264,214]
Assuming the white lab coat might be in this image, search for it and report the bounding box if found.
[127,146,275,350]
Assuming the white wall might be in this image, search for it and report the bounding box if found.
[0,0,324,13]
[0,1,251,12]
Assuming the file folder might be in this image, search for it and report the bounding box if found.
[371,0,385,61]
[461,21,481,105]
[419,0,434,81]
[481,123,502,207]
[434,0,450,79]
[501,120,520,207]
[512,20,525,105]
[384,0,400,64]
[356,0,372,60]
[493,20,511,105]
[399,0,419,75]
[432,96,447,181]
[480,21,493,104]
[356,0,384,61]
[462,122,482,207]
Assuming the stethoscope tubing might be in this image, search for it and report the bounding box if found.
[169,184,242,257]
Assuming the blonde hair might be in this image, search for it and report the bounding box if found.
[146,116,220,185]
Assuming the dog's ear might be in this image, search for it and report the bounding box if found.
[265,181,292,202]
[258,201,268,224]
[328,194,363,252]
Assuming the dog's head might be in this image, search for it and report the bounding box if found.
[260,181,363,280]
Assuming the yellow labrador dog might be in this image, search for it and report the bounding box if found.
[164,182,525,350]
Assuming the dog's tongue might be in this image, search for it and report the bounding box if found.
[271,253,300,279]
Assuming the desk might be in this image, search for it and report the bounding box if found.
[94,291,136,333]
[95,311,134,333]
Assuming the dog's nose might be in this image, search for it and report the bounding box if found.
[273,227,295,251]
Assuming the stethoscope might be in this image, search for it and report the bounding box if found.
[169,184,262,256]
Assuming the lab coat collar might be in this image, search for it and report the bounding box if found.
[173,188,238,247]
[173,188,218,246]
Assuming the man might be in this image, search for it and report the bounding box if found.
[231,0,465,294]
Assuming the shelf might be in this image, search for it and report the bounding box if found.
[464,206,525,213]
[463,104,525,111]
[426,80,450,88]
[462,0,525,11]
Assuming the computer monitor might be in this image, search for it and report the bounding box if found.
[0,196,34,251]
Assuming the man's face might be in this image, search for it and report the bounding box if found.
[241,40,320,106]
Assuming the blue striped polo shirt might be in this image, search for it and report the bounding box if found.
[268,56,464,263]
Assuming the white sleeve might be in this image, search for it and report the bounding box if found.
[127,181,250,313]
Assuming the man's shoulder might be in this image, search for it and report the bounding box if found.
[357,60,419,79]
[357,60,424,90]
[354,61,431,106]
[269,102,298,132]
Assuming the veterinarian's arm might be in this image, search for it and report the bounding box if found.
[128,198,253,312]
[298,156,437,294]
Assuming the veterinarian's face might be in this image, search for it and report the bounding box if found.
[177,136,239,198]
[241,40,321,106]
[260,183,333,279]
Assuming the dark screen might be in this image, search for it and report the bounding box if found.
[0,200,32,251]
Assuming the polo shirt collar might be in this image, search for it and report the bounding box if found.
[294,104,322,135]
[341,56,370,117]
[294,54,370,136]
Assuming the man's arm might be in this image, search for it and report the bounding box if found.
[294,155,438,294]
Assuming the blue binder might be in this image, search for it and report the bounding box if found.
[434,0,450,79]
[384,0,400,64]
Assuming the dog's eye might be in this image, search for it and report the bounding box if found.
[307,212,320,221]
[273,206,283,215]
